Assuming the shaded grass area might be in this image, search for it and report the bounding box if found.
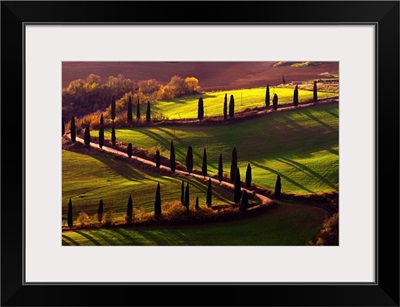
[152,87,337,120]
[62,150,233,223]
[97,103,338,195]
[62,201,328,246]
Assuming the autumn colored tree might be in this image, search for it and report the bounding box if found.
[146,101,151,123]
[274,174,282,200]
[233,168,241,204]
[202,148,207,178]
[245,163,252,187]
[127,96,133,122]
[230,147,238,182]
[126,195,133,224]
[184,183,190,211]
[223,93,228,120]
[67,198,73,228]
[229,94,235,118]
[127,143,133,158]
[186,146,193,174]
[99,113,104,149]
[198,97,204,120]
[240,190,248,212]
[218,154,223,182]
[97,199,104,222]
[84,125,91,146]
[155,149,160,168]
[313,81,318,102]
[265,84,270,107]
[170,140,176,173]
[154,183,162,216]
[273,93,278,111]
[70,116,76,143]
[111,121,116,146]
[111,96,116,120]
[206,178,212,207]
[293,85,299,107]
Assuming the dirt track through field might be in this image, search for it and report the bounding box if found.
[67,135,273,208]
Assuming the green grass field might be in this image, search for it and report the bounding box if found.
[150,87,337,120]
[97,103,338,195]
[62,201,328,246]
[62,150,235,223]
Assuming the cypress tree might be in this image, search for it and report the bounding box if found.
[136,97,140,120]
[127,143,133,158]
[186,146,193,174]
[218,154,223,182]
[99,113,104,149]
[265,84,270,107]
[126,194,133,224]
[233,168,241,204]
[240,190,248,212]
[274,174,282,200]
[97,199,104,222]
[170,140,176,173]
[154,183,161,216]
[111,121,116,146]
[223,93,228,120]
[245,163,252,187]
[198,97,204,120]
[146,101,151,123]
[293,85,299,107]
[202,148,207,178]
[229,94,235,118]
[84,125,91,146]
[111,96,116,120]
[184,183,190,211]
[70,116,76,143]
[230,147,238,182]
[62,117,65,136]
[282,74,286,84]
[195,196,199,210]
[67,198,73,228]
[206,178,212,207]
[181,180,185,205]
[313,81,318,102]
[127,96,133,122]
[155,149,160,168]
[272,93,278,111]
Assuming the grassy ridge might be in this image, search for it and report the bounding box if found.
[62,201,328,246]
[97,103,338,195]
[151,87,337,120]
[62,150,234,222]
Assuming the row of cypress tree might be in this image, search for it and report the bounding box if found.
[196,81,319,120]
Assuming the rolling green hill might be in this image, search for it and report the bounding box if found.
[150,87,337,120]
[62,200,328,246]
[97,103,338,195]
[62,149,234,224]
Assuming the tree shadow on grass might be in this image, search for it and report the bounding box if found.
[73,230,102,246]
[251,161,315,194]
[300,109,338,133]
[276,157,337,190]
[91,154,148,182]
[62,234,81,246]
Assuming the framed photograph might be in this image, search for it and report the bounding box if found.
[1,1,399,306]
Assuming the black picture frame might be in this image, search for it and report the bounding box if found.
[1,1,399,306]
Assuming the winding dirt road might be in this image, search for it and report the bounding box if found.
[67,135,273,207]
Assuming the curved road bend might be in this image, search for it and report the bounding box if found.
[67,135,274,207]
